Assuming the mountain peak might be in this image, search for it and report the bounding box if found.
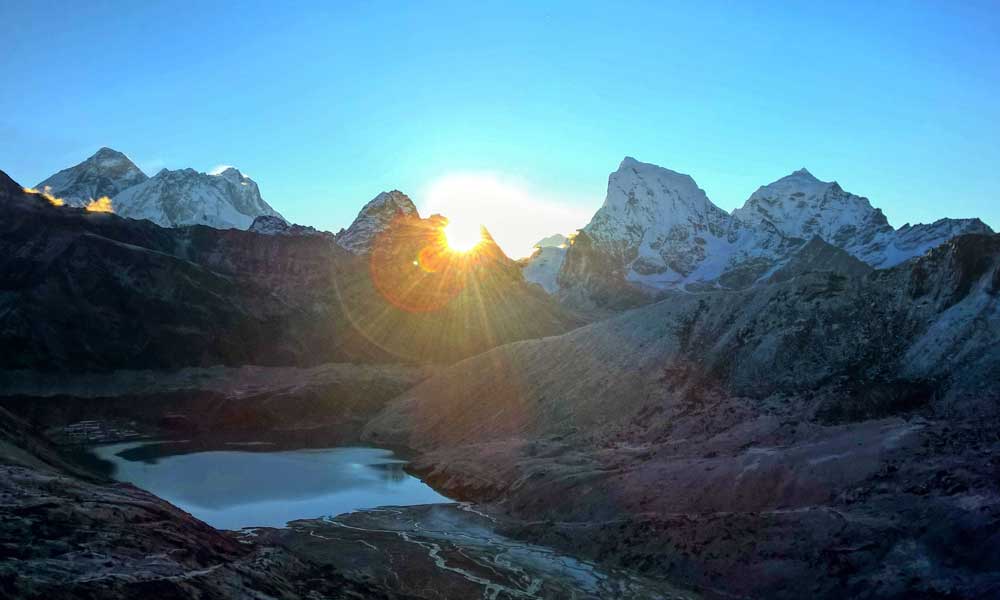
[789,167,818,181]
[93,146,126,159]
[36,147,148,207]
[336,190,419,254]
[367,190,416,212]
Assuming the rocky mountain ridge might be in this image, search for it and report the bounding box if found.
[35,148,284,230]
[528,157,993,308]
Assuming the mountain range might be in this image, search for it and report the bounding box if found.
[524,157,992,310]
[35,148,283,230]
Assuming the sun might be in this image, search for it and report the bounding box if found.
[443,219,483,253]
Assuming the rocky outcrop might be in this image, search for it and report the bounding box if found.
[366,232,1000,599]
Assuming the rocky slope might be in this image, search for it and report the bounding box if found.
[0,169,577,370]
[367,233,1000,599]
[551,158,993,308]
[35,148,148,208]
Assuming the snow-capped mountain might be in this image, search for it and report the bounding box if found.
[554,157,792,297]
[732,168,992,268]
[335,190,418,254]
[553,158,994,305]
[534,233,570,248]
[113,167,283,229]
[35,147,148,207]
[522,234,572,293]
[584,156,732,277]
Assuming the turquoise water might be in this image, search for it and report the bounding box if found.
[91,442,450,530]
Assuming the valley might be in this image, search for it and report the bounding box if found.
[0,152,998,599]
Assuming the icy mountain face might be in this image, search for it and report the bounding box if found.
[555,158,993,306]
[732,169,993,268]
[732,168,892,247]
[584,157,732,279]
[113,167,283,230]
[854,217,993,268]
[522,234,572,293]
[534,233,569,248]
[557,158,791,300]
[35,147,148,207]
[336,190,418,254]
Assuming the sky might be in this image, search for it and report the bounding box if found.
[2,1,999,257]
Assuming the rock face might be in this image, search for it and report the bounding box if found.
[556,158,993,308]
[35,147,148,207]
[113,166,283,229]
[0,169,577,370]
[367,232,1000,599]
[249,214,327,237]
[335,190,418,254]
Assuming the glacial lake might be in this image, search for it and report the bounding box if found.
[90,442,450,530]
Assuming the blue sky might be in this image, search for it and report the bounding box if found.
[2,1,998,256]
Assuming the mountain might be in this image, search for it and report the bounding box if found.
[111,166,283,229]
[555,158,793,307]
[0,169,576,369]
[732,168,992,268]
[335,190,418,254]
[367,231,1000,599]
[554,158,993,307]
[35,147,148,207]
[522,234,572,293]
[534,233,570,248]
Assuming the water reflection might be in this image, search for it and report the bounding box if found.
[90,442,450,530]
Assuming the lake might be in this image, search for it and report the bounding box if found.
[90,441,450,530]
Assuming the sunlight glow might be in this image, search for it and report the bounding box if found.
[23,186,65,207]
[84,196,114,213]
[422,173,593,259]
[444,219,483,253]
